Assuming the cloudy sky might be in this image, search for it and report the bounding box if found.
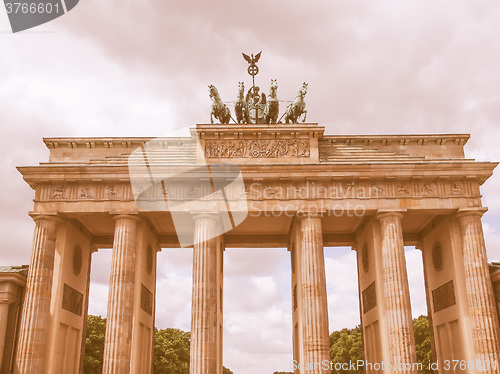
[2,1,500,373]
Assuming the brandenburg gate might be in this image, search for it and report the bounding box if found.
[9,122,500,374]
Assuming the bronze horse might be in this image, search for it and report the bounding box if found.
[283,82,308,123]
[209,84,231,124]
[264,79,279,124]
[235,82,250,124]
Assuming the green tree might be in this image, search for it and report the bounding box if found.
[83,315,106,374]
[329,325,364,373]
[153,328,191,374]
[276,316,433,374]
[327,316,432,374]
[82,316,235,373]
[413,315,432,374]
[152,328,234,373]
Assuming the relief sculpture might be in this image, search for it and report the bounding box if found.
[205,139,310,158]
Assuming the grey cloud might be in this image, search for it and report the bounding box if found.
[89,250,112,286]
[50,1,500,134]
[224,248,289,277]
[225,275,284,312]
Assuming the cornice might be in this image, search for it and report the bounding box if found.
[320,133,470,145]
[42,132,470,147]
[17,160,497,180]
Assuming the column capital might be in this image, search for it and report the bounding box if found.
[490,268,500,283]
[29,213,63,224]
[296,211,324,220]
[112,214,142,222]
[0,273,26,287]
[375,209,406,221]
[192,213,220,222]
[456,207,488,219]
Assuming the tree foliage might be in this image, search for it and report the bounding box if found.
[84,314,432,374]
[413,315,433,374]
[153,328,190,374]
[325,316,432,374]
[329,325,364,373]
[83,315,233,373]
[83,315,106,374]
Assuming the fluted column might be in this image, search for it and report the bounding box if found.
[376,212,417,373]
[190,215,218,374]
[457,209,500,372]
[102,215,139,374]
[14,215,59,374]
[299,215,330,373]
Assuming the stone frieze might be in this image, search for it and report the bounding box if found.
[204,139,310,158]
[38,178,478,203]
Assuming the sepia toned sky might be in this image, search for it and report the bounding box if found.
[2,1,500,373]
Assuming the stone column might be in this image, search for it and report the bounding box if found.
[457,209,500,371]
[102,215,139,374]
[79,247,96,374]
[417,245,437,365]
[190,215,218,374]
[14,215,59,374]
[0,301,10,370]
[376,211,417,373]
[299,215,330,373]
